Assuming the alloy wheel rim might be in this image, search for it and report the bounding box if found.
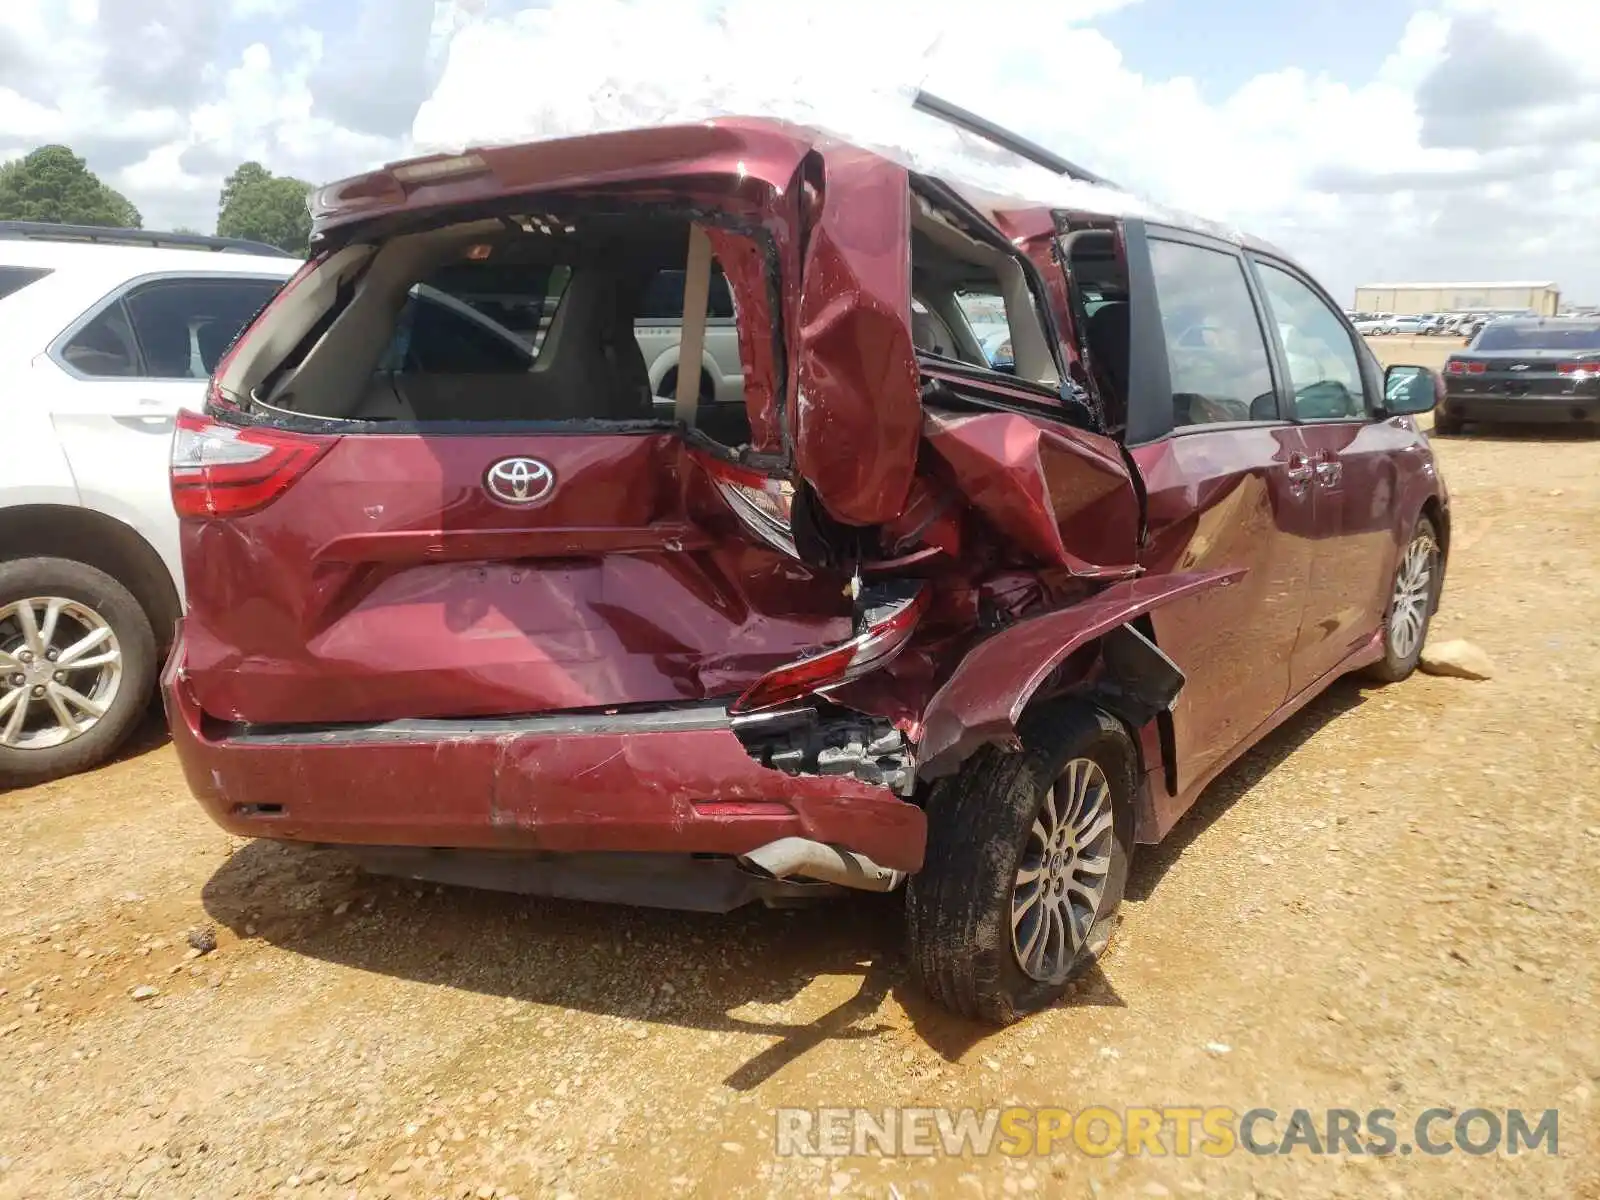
[1388,533,1437,661]
[1011,757,1115,983]
[0,597,123,751]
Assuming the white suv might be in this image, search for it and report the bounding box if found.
[0,223,297,785]
[631,266,746,405]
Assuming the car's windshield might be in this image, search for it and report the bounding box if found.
[1473,322,1600,351]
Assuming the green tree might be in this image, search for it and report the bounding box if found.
[0,145,142,227]
[215,162,312,254]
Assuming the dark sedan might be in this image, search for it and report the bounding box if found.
[1436,319,1600,434]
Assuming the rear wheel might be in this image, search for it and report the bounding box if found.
[1431,412,1463,436]
[659,368,714,407]
[1364,516,1440,684]
[0,558,157,787]
[906,702,1135,1025]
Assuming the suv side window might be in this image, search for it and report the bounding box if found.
[1148,239,1277,427]
[0,266,51,301]
[1254,262,1366,420]
[60,302,142,377]
[61,276,282,380]
[639,268,736,321]
[123,278,282,379]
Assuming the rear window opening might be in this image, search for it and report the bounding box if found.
[908,192,1060,395]
[225,207,764,450]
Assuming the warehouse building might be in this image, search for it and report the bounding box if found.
[1353,281,1560,317]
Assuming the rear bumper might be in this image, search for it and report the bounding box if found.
[162,634,926,874]
[1443,393,1600,424]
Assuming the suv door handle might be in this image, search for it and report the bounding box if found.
[1285,454,1313,484]
[1313,450,1342,487]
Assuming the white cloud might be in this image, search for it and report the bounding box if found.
[0,1,408,230]
[413,0,1600,302]
[3,0,1598,302]
[230,0,300,16]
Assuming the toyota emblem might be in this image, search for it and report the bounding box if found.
[484,456,556,505]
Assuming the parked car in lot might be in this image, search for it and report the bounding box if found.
[980,329,1015,369]
[1352,313,1391,335]
[0,223,298,785]
[1435,318,1600,435]
[164,118,1450,1024]
[631,266,747,404]
[1381,314,1427,335]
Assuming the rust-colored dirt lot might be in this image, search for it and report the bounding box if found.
[2,409,1597,1198]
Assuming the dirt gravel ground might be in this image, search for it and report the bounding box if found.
[2,418,1598,1199]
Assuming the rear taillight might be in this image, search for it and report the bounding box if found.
[1445,360,1486,375]
[170,410,332,518]
[1558,362,1599,379]
[699,457,797,558]
[730,583,929,714]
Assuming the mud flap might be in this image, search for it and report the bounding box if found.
[1095,624,1186,727]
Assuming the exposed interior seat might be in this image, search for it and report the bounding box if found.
[1086,301,1130,427]
[360,270,655,423]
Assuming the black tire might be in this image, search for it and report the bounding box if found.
[906,701,1136,1025]
[1431,412,1464,436]
[1363,515,1441,684]
[0,557,157,788]
[659,368,714,407]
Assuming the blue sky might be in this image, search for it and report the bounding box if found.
[1095,0,1417,100]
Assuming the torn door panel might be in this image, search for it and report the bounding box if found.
[920,409,1142,576]
[702,225,784,455]
[792,148,922,528]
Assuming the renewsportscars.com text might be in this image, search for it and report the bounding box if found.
[775,1106,1559,1159]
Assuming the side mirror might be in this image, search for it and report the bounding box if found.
[1382,364,1442,416]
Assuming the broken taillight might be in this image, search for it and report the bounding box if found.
[170,411,333,518]
[700,457,797,558]
[1558,362,1599,379]
[730,583,929,714]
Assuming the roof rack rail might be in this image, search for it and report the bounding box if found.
[0,221,296,258]
[912,91,1120,190]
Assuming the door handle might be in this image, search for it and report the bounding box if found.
[1285,454,1313,484]
[1313,450,1342,487]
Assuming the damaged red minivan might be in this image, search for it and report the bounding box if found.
[164,118,1450,1023]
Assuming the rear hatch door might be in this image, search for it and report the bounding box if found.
[176,171,869,728]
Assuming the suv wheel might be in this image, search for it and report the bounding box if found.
[1364,516,1441,684]
[906,702,1135,1025]
[0,558,157,787]
[1431,412,1464,436]
[660,367,714,407]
